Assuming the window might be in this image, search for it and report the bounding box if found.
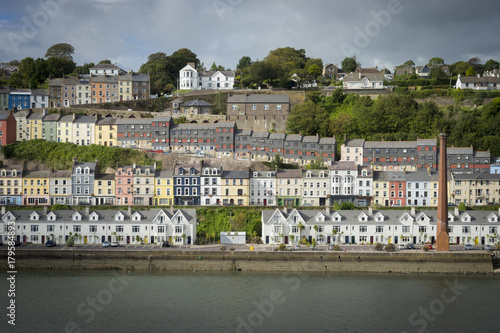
[132,226,140,233]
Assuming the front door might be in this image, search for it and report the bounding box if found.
[351,236,355,244]
[101,235,106,243]
[370,236,374,244]
[388,236,392,244]
[188,236,191,245]
[285,236,289,244]
[266,236,269,244]
[456,237,460,245]
[42,235,45,244]
[413,236,417,244]
[394,236,398,244]
[144,236,148,244]
[481,236,485,245]
[151,236,155,244]
[263,199,267,206]
[345,236,349,244]
[127,236,130,244]
[84,236,87,244]
[327,236,331,244]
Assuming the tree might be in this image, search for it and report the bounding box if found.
[98,59,112,64]
[428,57,444,66]
[403,60,415,68]
[450,61,469,76]
[139,52,169,95]
[484,59,500,72]
[45,43,75,61]
[237,56,252,70]
[286,100,330,136]
[45,57,76,78]
[308,64,321,78]
[466,67,476,76]
[166,48,200,78]
[468,57,484,75]
[341,56,359,73]
[270,154,284,169]
[73,62,95,75]
[430,66,447,80]
[210,61,218,71]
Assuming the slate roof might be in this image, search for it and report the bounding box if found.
[183,100,212,107]
[227,94,290,104]
[221,170,249,179]
[277,169,302,178]
[343,139,365,147]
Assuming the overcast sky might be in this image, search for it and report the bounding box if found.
[1,0,499,72]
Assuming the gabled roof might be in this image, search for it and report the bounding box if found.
[227,94,290,104]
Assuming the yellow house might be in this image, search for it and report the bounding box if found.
[95,118,118,147]
[221,170,250,206]
[57,114,75,143]
[118,73,133,101]
[154,170,174,205]
[26,112,44,140]
[372,178,390,207]
[22,170,50,205]
[95,173,115,205]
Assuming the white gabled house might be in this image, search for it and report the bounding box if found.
[262,207,500,246]
[0,207,196,246]
[179,63,235,90]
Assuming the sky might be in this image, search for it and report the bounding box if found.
[0,0,499,72]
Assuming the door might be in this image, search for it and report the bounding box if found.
[108,235,111,242]
[431,236,435,244]
[475,237,479,245]
[84,236,88,244]
[266,236,269,244]
[263,199,267,206]
[23,235,26,243]
[188,236,191,245]
[144,236,148,245]
[169,236,172,243]
[388,236,392,244]
[151,236,155,244]
[351,236,355,244]
[413,236,417,244]
[345,236,349,244]
[327,236,331,244]
[456,237,460,245]
[285,236,289,244]
[481,236,485,245]
[370,236,374,244]
[394,236,398,244]
[127,236,130,244]
[42,235,45,244]
[101,235,106,243]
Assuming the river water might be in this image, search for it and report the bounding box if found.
[1,270,499,333]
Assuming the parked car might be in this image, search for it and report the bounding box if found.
[285,245,293,251]
[111,241,119,247]
[162,241,171,248]
[293,244,301,251]
[45,240,57,247]
[482,244,492,252]
[102,241,110,247]
[309,245,317,251]
[397,243,406,250]
[406,243,415,249]
[464,244,474,251]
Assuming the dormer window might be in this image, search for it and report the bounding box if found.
[212,168,218,175]
[76,167,82,174]
[253,172,258,177]
[1,170,5,176]
[12,170,17,177]
[73,213,81,221]
[136,169,141,175]
[179,168,184,175]
[204,169,210,175]
[30,213,39,221]
[267,172,272,177]
[190,168,195,175]
[84,167,90,174]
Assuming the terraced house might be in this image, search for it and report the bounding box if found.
[262,207,500,246]
[174,163,201,206]
[0,207,197,246]
[71,159,98,205]
[0,162,23,205]
[22,170,50,205]
[154,170,174,206]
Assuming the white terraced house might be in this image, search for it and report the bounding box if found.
[1,207,196,246]
[262,207,500,246]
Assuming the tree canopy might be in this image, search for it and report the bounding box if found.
[45,43,75,61]
[428,57,444,66]
[341,56,359,73]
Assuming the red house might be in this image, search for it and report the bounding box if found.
[0,111,16,146]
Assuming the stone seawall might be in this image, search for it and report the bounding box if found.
[1,250,493,274]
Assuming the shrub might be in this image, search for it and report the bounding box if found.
[220,245,226,251]
[385,244,396,252]
[374,243,384,251]
[230,247,235,252]
[278,243,286,251]
[333,244,341,251]
[66,236,74,247]
[423,244,431,251]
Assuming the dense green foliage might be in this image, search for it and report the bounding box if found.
[286,90,500,156]
[195,207,262,243]
[2,140,157,170]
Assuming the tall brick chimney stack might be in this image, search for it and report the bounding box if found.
[436,133,450,251]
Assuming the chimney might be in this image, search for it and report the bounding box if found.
[427,167,431,177]
[128,206,132,215]
[436,133,450,251]
[368,206,373,216]
[455,207,459,216]
[133,163,136,170]
[325,206,330,215]
[85,206,89,215]
[283,206,288,214]
[1,206,5,215]
[411,206,415,216]
[73,113,76,120]
[44,206,48,214]
[359,71,361,79]
[170,206,174,215]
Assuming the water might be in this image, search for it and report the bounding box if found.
[1,270,499,333]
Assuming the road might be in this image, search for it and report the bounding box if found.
[9,243,491,253]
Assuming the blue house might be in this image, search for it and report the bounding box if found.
[9,90,31,110]
[71,158,98,205]
[173,163,201,206]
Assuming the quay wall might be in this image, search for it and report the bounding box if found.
[0,250,493,274]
